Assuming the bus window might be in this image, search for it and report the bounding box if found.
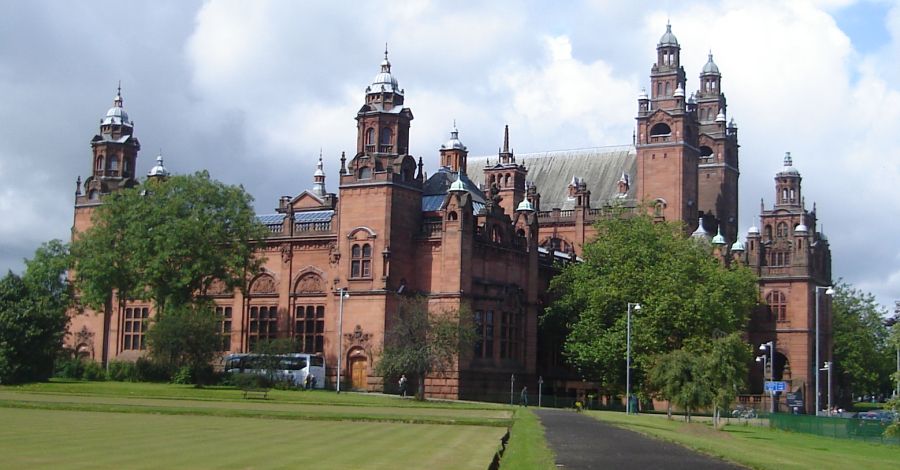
[310,356,324,367]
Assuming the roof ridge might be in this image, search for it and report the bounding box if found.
[469,144,635,160]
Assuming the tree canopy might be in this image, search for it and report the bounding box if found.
[543,213,758,395]
[72,171,267,315]
[831,282,894,403]
[0,240,72,384]
[376,296,474,400]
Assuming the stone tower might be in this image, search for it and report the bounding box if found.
[636,23,700,231]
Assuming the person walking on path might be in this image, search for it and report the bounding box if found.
[399,374,408,397]
[521,386,528,407]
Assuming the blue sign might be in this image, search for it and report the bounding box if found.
[765,381,787,392]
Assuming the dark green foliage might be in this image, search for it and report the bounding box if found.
[543,214,758,395]
[831,282,894,404]
[145,302,220,385]
[376,296,475,400]
[53,357,86,379]
[106,360,138,382]
[0,241,72,384]
[82,361,106,381]
[134,357,171,382]
[71,171,267,316]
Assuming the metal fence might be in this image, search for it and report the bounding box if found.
[769,413,899,445]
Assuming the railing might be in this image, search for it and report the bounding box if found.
[421,220,443,237]
[294,221,332,233]
[267,224,283,233]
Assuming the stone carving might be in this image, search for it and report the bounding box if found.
[280,244,293,263]
[345,324,372,349]
[294,273,324,294]
[329,242,341,266]
[207,278,227,295]
[250,274,277,294]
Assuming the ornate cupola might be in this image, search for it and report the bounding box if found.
[651,22,686,110]
[147,153,169,180]
[312,151,327,197]
[439,122,468,173]
[774,152,802,208]
[80,85,141,202]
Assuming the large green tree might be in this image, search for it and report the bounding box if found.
[73,171,267,316]
[831,282,894,404]
[543,213,758,396]
[0,240,72,384]
[145,301,220,384]
[376,296,474,400]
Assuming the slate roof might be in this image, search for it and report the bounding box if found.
[467,146,637,210]
[256,210,334,227]
[421,167,486,213]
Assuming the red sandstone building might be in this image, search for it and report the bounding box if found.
[68,26,832,411]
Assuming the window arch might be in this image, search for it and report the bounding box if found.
[351,243,372,278]
[366,128,375,145]
[380,127,392,145]
[699,146,713,158]
[447,211,458,221]
[358,166,372,179]
[650,123,672,136]
[776,222,788,238]
[88,190,99,201]
[764,225,773,240]
[766,291,787,322]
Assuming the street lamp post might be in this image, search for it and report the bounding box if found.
[759,341,774,414]
[815,286,835,416]
[336,288,349,393]
[626,302,641,415]
[756,354,768,410]
[820,361,833,415]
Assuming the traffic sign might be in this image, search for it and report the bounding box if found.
[765,381,787,392]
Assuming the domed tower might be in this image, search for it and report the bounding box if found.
[355,47,413,162]
[78,86,141,202]
[636,23,699,231]
[696,52,739,243]
[74,86,142,235]
[747,153,833,414]
[439,122,468,173]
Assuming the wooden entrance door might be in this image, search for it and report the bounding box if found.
[350,356,367,390]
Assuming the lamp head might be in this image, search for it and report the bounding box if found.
[825,287,835,295]
[755,355,763,362]
[759,344,767,351]
[634,304,641,311]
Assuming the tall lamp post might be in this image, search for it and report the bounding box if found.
[626,302,641,415]
[820,361,833,415]
[815,286,835,416]
[756,354,768,410]
[336,288,349,393]
[759,341,774,414]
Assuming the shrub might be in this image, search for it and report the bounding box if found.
[172,365,193,384]
[231,372,271,390]
[54,357,85,379]
[82,361,106,381]
[134,357,171,382]
[106,361,137,382]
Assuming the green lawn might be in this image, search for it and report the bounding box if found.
[0,381,514,469]
[588,410,900,470]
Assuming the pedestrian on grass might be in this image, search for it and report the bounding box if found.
[399,374,408,397]
[521,386,528,407]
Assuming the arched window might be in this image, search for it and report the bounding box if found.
[358,166,372,179]
[766,291,787,322]
[776,222,788,238]
[700,146,713,158]
[351,243,372,278]
[96,155,104,171]
[88,190,99,201]
[665,82,670,96]
[650,123,672,137]
[366,128,375,145]
[380,127,392,145]
[447,211,458,221]
[764,225,773,240]
[107,156,118,171]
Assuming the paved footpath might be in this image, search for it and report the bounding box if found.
[534,408,744,469]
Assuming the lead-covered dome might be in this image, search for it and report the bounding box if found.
[658,23,679,47]
[368,49,402,95]
[102,90,131,126]
[702,53,720,75]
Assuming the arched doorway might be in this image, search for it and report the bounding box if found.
[348,349,368,390]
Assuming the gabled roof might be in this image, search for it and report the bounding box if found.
[467,146,637,210]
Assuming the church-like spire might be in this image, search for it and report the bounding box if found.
[312,150,326,197]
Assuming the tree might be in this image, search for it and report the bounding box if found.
[72,171,267,316]
[648,348,708,422]
[543,213,758,396]
[831,282,894,404]
[0,241,72,384]
[145,301,220,385]
[376,296,474,400]
[697,333,751,428]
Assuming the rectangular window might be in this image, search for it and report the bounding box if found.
[294,304,325,354]
[500,312,509,359]
[122,307,149,350]
[216,306,232,352]
[249,305,278,351]
[474,310,495,359]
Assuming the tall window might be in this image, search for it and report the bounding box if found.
[216,306,232,352]
[122,307,149,350]
[366,128,375,144]
[499,311,522,360]
[776,222,789,238]
[474,310,494,359]
[766,291,787,322]
[351,243,372,278]
[295,305,325,353]
[249,306,278,351]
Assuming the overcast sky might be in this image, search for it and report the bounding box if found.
[1,0,898,311]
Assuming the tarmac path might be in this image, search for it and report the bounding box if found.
[534,408,744,469]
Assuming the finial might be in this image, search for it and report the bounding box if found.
[666,19,671,31]
[384,42,389,60]
[502,125,510,153]
[117,80,122,96]
[319,147,323,159]
[784,151,792,167]
[340,151,347,175]
[75,176,82,196]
